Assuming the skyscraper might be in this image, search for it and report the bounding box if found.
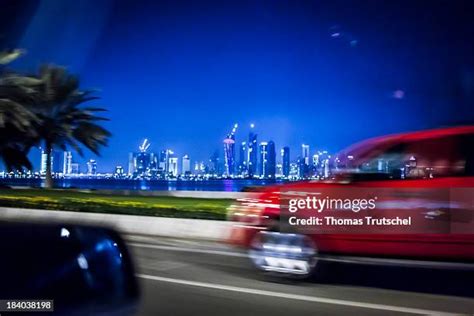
[302,144,310,165]
[301,144,310,178]
[158,150,167,174]
[259,141,276,178]
[182,155,191,175]
[297,156,306,178]
[40,150,47,174]
[313,150,330,178]
[290,162,298,178]
[247,124,257,177]
[209,150,221,175]
[238,141,247,176]
[267,141,276,179]
[194,161,205,175]
[40,149,61,174]
[223,124,238,176]
[63,151,72,175]
[129,139,162,177]
[281,146,290,178]
[135,139,152,176]
[128,152,136,175]
[70,163,80,175]
[168,157,178,177]
[136,152,150,175]
[276,163,283,177]
[259,142,268,177]
[312,154,319,169]
[149,153,158,177]
[87,159,97,175]
[161,149,175,177]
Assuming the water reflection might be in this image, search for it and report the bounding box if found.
[0,178,285,192]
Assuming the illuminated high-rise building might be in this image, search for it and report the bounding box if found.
[259,142,268,177]
[40,150,47,174]
[223,124,238,176]
[155,149,175,177]
[300,144,310,178]
[155,149,177,178]
[158,150,167,173]
[302,144,310,165]
[149,153,158,177]
[276,163,283,177]
[70,163,80,175]
[209,150,221,175]
[128,152,136,175]
[129,139,160,177]
[247,124,257,177]
[168,157,178,177]
[297,156,306,178]
[87,159,97,175]
[281,146,290,177]
[165,149,175,176]
[312,154,319,168]
[313,150,330,178]
[266,141,276,179]
[63,151,72,175]
[238,141,247,176]
[194,161,205,175]
[290,162,298,178]
[136,139,152,176]
[136,152,150,175]
[182,155,191,175]
[40,149,61,174]
[312,154,319,177]
[259,141,276,178]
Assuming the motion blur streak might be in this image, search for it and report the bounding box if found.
[128,242,247,257]
[136,274,457,315]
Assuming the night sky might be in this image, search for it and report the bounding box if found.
[2,0,474,171]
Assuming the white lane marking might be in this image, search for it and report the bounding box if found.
[129,242,247,258]
[137,274,462,315]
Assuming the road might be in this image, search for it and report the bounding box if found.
[126,235,474,316]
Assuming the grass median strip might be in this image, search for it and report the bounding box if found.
[0,189,231,220]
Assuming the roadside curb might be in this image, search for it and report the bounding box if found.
[0,207,234,241]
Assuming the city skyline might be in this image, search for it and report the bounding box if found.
[21,122,331,177]
[18,121,335,174]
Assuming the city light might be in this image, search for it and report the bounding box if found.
[0,122,344,182]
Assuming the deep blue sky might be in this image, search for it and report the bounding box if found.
[2,0,474,171]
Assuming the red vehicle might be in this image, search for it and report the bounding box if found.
[228,126,474,277]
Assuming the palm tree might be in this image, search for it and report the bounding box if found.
[32,65,111,188]
[0,71,41,171]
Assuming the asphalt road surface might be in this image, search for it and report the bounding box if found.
[126,235,474,316]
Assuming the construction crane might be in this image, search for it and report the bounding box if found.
[139,139,151,152]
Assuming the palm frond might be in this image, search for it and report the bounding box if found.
[0,64,111,172]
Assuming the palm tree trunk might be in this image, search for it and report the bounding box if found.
[44,142,53,189]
